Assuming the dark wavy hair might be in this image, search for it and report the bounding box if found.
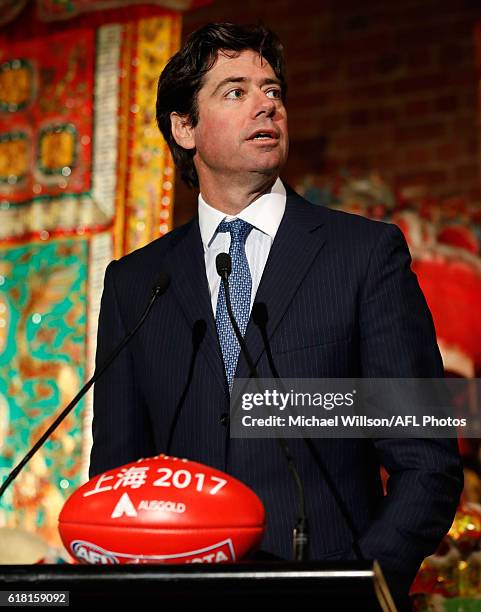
[156,23,286,188]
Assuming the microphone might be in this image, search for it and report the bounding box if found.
[216,253,309,561]
[216,251,231,278]
[216,253,258,379]
[0,271,171,502]
[251,301,365,562]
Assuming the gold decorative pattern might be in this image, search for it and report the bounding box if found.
[0,60,34,112]
[125,14,179,253]
[38,125,77,176]
[0,133,29,183]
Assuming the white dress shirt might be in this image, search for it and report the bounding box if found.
[198,178,286,315]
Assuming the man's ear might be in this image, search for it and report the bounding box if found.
[170,112,195,150]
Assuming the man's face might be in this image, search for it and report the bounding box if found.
[187,49,289,184]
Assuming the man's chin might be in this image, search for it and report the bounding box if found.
[247,166,282,180]
[248,156,287,176]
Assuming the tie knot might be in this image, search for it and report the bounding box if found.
[217,218,252,243]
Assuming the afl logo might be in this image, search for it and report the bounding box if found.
[71,540,119,564]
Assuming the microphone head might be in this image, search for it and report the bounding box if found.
[152,271,171,296]
[216,253,231,279]
[192,319,207,347]
[252,302,268,327]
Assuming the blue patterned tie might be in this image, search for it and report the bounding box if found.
[215,219,253,388]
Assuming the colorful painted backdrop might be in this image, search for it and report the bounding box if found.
[0,4,180,547]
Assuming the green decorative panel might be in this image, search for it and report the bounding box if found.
[0,238,87,545]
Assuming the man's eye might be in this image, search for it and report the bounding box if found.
[266,88,282,99]
[225,89,243,99]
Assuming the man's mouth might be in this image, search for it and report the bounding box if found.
[248,130,279,141]
[252,133,274,140]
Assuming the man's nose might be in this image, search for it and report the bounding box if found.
[253,91,276,118]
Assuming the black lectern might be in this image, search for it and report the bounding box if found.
[0,561,396,610]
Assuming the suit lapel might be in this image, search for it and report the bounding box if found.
[161,218,228,395]
[159,190,327,387]
[236,190,328,378]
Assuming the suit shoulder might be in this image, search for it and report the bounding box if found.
[102,218,197,300]
[110,217,195,275]
[324,206,400,240]
[289,188,400,244]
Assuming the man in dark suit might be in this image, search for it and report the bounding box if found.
[90,23,463,609]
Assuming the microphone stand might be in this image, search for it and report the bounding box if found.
[0,273,170,502]
[216,253,309,561]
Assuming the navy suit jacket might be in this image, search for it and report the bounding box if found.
[90,188,462,600]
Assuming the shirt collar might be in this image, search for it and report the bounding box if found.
[198,177,286,249]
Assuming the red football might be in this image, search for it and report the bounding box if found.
[58,454,265,565]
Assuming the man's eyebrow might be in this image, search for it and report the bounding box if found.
[211,76,282,96]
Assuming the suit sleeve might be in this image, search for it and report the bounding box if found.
[89,260,156,478]
[357,223,463,592]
